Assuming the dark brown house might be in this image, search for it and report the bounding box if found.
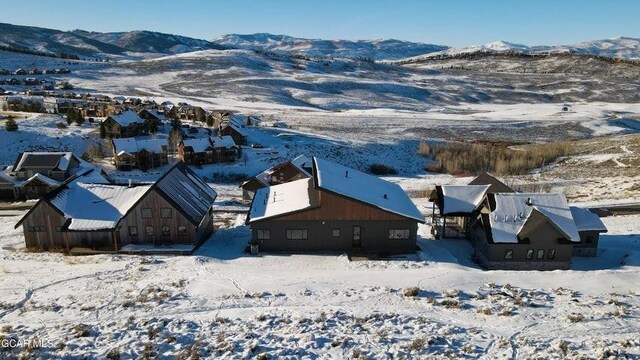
[246,157,424,254]
[241,155,312,202]
[102,110,144,138]
[470,193,580,270]
[15,163,217,254]
[569,206,608,257]
[5,152,82,200]
[112,138,169,171]
[176,136,237,165]
[220,123,247,145]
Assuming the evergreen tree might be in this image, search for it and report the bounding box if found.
[4,117,18,131]
[99,121,106,138]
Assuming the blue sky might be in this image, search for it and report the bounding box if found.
[1,0,638,47]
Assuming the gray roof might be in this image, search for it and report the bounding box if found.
[13,152,77,172]
[154,162,217,225]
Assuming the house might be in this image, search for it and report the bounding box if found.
[246,157,424,254]
[12,152,80,182]
[569,206,608,257]
[102,111,144,138]
[43,98,77,114]
[0,166,19,200]
[241,155,313,202]
[430,185,490,239]
[470,193,580,270]
[137,109,166,132]
[176,136,237,165]
[15,162,217,254]
[468,172,515,193]
[112,138,169,171]
[8,152,82,199]
[220,123,247,145]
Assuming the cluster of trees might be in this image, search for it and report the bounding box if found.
[0,44,79,60]
[418,140,576,176]
[66,108,85,125]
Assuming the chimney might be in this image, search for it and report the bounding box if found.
[345,170,349,178]
[383,194,388,199]
[526,197,532,206]
[128,179,132,188]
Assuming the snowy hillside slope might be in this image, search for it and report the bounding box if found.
[213,33,448,60]
[70,49,640,113]
[401,36,640,61]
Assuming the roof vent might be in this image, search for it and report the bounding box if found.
[128,179,132,188]
[526,197,533,206]
[383,194,388,199]
[345,170,349,178]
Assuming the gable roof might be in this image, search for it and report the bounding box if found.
[221,123,247,137]
[468,172,515,193]
[112,138,167,155]
[247,178,318,223]
[210,135,237,148]
[17,173,61,187]
[13,152,77,172]
[107,110,143,127]
[250,155,313,187]
[181,138,214,153]
[437,185,490,215]
[570,206,608,232]
[15,162,216,231]
[488,193,580,244]
[153,162,217,225]
[313,157,424,222]
[139,109,165,121]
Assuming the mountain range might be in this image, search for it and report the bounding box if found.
[0,22,638,61]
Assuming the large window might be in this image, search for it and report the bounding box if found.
[129,226,138,236]
[178,226,187,236]
[160,208,172,219]
[141,208,153,219]
[145,226,154,236]
[286,229,308,240]
[504,249,514,260]
[537,249,545,260]
[547,249,556,260]
[161,226,170,236]
[388,229,410,240]
[526,249,534,260]
[256,229,270,240]
[332,229,340,237]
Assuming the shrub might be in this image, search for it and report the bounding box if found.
[567,313,585,323]
[369,163,398,175]
[440,298,460,309]
[403,287,420,297]
[72,324,91,337]
[56,122,67,129]
[4,118,18,131]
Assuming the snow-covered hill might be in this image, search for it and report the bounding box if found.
[404,36,640,61]
[213,33,449,60]
[0,23,225,60]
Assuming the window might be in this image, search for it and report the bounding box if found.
[129,226,138,236]
[178,226,187,236]
[526,249,534,260]
[145,226,154,236]
[160,208,172,218]
[27,226,45,232]
[504,249,514,260]
[332,229,340,237]
[286,229,308,240]
[161,226,170,236]
[141,208,153,219]
[55,226,63,232]
[256,229,270,240]
[537,249,545,260]
[388,229,411,240]
[547,249,556,260]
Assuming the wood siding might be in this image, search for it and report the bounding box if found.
[276,190,409,222]
[21,201,68,250]
[116,188,213,247]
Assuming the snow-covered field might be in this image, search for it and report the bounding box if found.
[0,211,638,359]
